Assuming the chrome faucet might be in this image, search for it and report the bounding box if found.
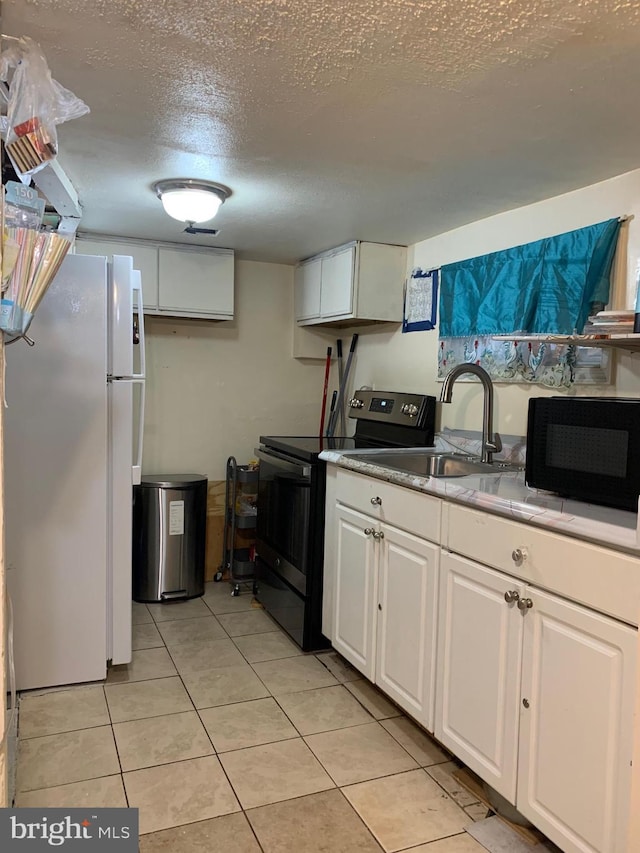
[439,364,502,464]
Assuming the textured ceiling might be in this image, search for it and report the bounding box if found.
[4,0,640,262]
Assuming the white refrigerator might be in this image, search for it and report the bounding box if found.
[5,253,146,691]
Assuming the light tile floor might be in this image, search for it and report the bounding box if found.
[15,582,495,852]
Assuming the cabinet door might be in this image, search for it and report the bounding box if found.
[75,238,159,310]
[375,524,439,730]
[333,505,377,680]
[320,246,355,318]
[435,551,524,802]
[518,588,637,853]
[158,247,234,317]
[294,259,322,320]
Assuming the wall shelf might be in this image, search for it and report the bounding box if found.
[492,334,640,352]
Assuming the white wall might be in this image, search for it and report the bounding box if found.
[348,168,640,438]
[142,259,325,479]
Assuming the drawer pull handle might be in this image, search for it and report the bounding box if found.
[364,527,374,536]
[504,590,520,604]
[517,597,533,611]
[371,496,382,505]
[511,548,527,564]
[372,530,385,540]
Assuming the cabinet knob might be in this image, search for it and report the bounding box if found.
[364,527,374,536]
[371,496,382,506]
[504,590,520,604]
[372,530,385,540]
[517,597,533,611]
[522,698,530,709]
[511,548,527,564]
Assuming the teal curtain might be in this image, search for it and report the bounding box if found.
[439,218,621,337]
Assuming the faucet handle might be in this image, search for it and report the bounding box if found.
[485,431,502,454]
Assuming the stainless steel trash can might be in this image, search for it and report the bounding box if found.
[133,474,208,603]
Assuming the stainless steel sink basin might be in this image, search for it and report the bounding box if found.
[350,451,522,478]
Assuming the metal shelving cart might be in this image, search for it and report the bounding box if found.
[214,456,259,596]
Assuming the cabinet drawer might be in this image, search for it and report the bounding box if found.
[445,504,640,625]
[336,469,441,543]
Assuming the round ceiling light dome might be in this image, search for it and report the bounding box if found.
[152,179,231,224]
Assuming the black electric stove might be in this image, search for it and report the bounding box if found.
[254,390,436,651]
[258,436,357,462]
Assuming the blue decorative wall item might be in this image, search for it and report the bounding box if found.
[439,218,621,338]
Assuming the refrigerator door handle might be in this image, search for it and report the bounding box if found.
[110,255,134,378]
[131,377,145,486]
[131,269,146,381]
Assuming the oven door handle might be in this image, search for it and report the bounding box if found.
[256,448,312,479]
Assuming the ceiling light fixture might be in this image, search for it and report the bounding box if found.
[152,179,231,224]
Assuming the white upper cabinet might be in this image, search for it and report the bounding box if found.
[319,245,355,317]
[158,247,234,318]
[75,236,234,320]
[295,241,406,325]
[294,257,322,320]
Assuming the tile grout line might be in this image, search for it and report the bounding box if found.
[101,683,130,808]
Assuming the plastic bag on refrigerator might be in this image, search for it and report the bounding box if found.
[0,36,89,180]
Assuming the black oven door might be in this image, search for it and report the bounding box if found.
[255,449,311,593]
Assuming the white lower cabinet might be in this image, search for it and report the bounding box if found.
[327,467,638,853]
[436,550,636,853]
[375,523,439,730]
[332,503,439,729]
[333,505,377,680]
[435,551,523,801]
[518,588,636,853]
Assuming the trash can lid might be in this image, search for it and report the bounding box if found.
[139,474,208,488]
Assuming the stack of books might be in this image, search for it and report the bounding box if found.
[582,310,636,336]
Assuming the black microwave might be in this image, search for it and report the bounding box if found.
[526,396,640,512]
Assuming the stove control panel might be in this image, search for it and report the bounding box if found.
[349,390,435,428]
[401,403,420,417]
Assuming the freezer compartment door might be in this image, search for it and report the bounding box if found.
[108,378,145,664]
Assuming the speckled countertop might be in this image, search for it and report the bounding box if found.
[319,443,640,556]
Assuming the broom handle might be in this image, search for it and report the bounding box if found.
[319,346,332,439]
[327,333,358,437]
[326,390,338,438]
[336,338,346,435]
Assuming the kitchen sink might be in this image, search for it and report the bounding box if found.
[350,450,523,478]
